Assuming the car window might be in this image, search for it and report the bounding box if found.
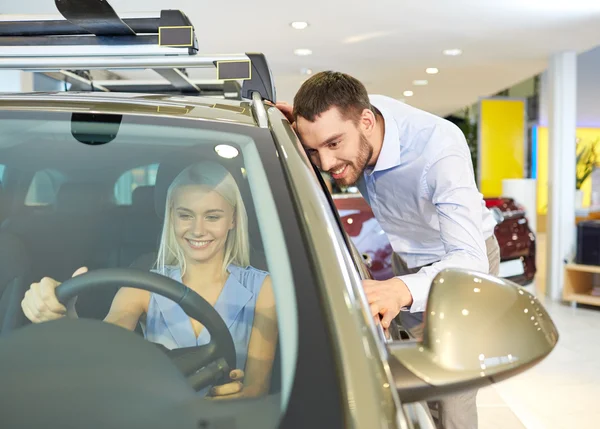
[0,110,299,425]
[114,163,158,205]
[24,168,67,206]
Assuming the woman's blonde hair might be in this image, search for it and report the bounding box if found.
[156,161,250,276]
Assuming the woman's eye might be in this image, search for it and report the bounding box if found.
[178,213,192,220]
[206,215,222,222]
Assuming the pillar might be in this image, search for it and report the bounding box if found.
[546,51,577,301]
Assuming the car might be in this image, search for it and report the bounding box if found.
[485,197,537,285]
[0,3,557,429]
[331,185,536,286]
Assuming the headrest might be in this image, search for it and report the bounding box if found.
[131,186,155,211]
[55,183,111,213]
[154,155,244,220]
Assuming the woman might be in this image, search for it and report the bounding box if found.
[21,161,278,399]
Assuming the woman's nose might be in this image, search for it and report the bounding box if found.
[191,219,205,236]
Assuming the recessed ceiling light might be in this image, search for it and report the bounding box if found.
[294,48,313,56]
[426,67,439,74]
[301,68,313,75]
[443,48,462,56]
[215,144,239,159]
[290,21,309,30]
[403,90,414,97]
[413,80,428,86]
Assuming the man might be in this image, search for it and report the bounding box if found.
[276,71,500,429]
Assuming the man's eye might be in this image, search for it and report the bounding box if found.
[328,142,339,148]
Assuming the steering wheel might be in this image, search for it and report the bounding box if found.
[54,268,237,392]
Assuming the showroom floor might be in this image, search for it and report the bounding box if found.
[477,233,600,429]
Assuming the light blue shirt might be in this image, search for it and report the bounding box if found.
[358,95,497,313]
[145,264,268,376]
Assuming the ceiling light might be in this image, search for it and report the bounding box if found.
[301,68,313,75]
[403,90,414,97]
[290,21,309,30]
[413,80,428,86]
[443,48,462,56]
[294,48,312,56]
[426,68,439,74]
[215,144,239,159]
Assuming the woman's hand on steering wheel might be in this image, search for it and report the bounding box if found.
[207,369,245,399]
[21,266,88,323]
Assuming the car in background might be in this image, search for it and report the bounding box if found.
[485,197,537,285]
[332,188,536,285]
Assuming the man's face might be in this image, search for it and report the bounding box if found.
[296,107,373,187]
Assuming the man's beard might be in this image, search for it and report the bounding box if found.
[333,133,372,187]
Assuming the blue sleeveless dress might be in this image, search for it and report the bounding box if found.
[144,264,268,382]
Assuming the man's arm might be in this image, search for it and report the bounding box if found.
[399,136,489,314]
[364,127,491,325]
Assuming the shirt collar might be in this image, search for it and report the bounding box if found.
[370,105,401,174]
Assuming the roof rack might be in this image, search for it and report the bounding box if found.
[43,72,243,99]
[0,0,276,102]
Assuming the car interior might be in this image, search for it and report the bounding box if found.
[0,113,283,394]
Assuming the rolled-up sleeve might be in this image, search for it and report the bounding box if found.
[399,133,490,313]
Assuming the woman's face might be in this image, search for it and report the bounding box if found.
[171,184,235,265]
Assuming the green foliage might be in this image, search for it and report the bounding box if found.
[576,137,599,190]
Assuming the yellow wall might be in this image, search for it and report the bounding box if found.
[536,127,598,214]
[479,99,526,197]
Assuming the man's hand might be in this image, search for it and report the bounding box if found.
[363,278,413,329]
[274,101,294,123]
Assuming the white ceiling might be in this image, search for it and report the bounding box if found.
[2,0,600,116]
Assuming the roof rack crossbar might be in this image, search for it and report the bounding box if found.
[154,68,200,94]
[43,70,109,92]
[0,54,250,71]
[0,17,161,37]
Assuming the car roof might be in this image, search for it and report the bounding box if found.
[0,91,257,127]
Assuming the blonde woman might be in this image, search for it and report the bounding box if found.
[21,161,278,399]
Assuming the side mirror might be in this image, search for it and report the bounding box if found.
[388,268,558,403]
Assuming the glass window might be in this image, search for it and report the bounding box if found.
[114,164,158,205]
[25,168,66,206]
[0,111,299,425]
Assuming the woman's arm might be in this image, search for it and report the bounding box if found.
[211,275,278,398]
[103,287,150,331]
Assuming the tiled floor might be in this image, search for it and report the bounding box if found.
[478,233,600,429]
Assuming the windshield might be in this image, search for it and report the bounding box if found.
[0,110,298,427]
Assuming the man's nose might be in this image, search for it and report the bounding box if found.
[319,152,336,172]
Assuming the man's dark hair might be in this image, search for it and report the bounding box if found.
[293,71,373,123]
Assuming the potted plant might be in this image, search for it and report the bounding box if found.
[576,137,599,209]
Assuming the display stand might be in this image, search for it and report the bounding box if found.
[563,263,600,307]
